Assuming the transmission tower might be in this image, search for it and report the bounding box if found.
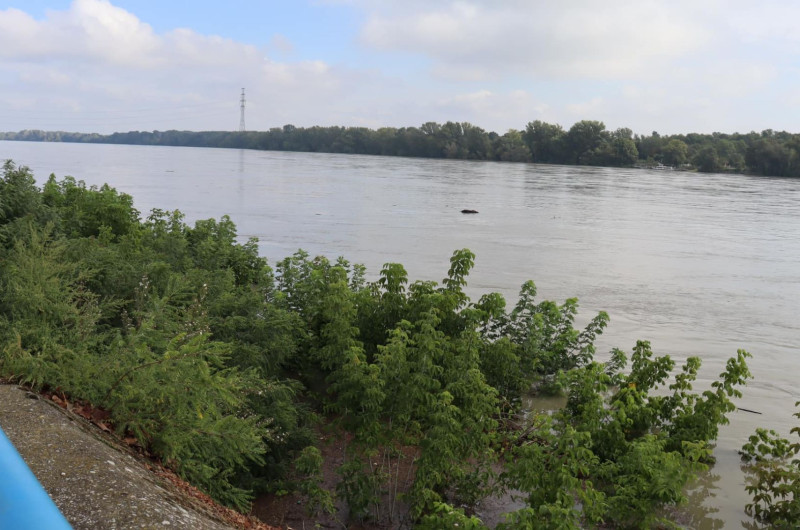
[239,88,246,132]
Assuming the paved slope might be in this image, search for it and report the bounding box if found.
[0,384,235,530]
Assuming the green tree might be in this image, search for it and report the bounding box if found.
[662,139,689,167]
[523,120,566,163]
[566,120,607,165]
[494,129,532,162]
[636,131,664,163]
[693,145,722,173]
[746,138,792,176]
[592,128,638,167]
[41,175,140,241]
[0,161,45,233]
[502,344,751,528]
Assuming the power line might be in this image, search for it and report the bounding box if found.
[239,88,246,132]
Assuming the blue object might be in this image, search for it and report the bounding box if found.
[0,426,72,529]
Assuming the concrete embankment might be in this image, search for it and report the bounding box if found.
[0,384,238,530]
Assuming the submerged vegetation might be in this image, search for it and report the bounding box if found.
[5,120,800,177]
[740,404,800,528]
[0,160,789,527]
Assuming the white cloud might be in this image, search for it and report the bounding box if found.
[359,1,709,81]
[0,1,265,69]
[724,0,800,46]
[566,97,605,118]
[698,62,778,98]
[1,0,798,136]
[0,0,161,67]
[164,29,262,69]
[0,0,381,133]
[435,89,552,131]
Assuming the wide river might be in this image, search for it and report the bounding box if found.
[3,140,799,527]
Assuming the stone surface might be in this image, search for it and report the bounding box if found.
[0,384,234,530]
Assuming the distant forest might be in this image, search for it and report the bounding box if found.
[3,120,800,177]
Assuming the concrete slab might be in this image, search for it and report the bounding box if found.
[0,384,236,530]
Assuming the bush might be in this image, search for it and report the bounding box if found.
[741,404,800,528]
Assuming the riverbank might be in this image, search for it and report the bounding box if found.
[0,384,273,530]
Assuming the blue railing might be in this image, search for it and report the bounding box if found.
[0,426,72,529]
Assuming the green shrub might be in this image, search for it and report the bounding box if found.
[741,404,800,528]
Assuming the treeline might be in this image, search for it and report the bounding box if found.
[4,121,800,177]
[4,161,792,528]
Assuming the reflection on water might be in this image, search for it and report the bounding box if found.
[521,393,567,415]
[675,468,725,530]
[3,141,800,528]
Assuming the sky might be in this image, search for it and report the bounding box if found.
[1,0,798,135]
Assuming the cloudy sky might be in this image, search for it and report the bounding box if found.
[1,0,798,135]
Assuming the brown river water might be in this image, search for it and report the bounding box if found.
[3,141,799,528]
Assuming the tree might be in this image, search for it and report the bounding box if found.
[523,120,565,163]
[0,161,46,232]
[462,123,492,160]
[493,129,532,162]
[714,139,746,171]
[746,138,792,176]
[693,145,721,173]
[635,131,665,163]
[566,120,606,165]
[662,139,689,167]
[592,128,638,167]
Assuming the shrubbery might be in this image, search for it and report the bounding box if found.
[740,404,800,528]
[0,160,769,526]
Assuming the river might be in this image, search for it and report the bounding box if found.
[3,140,799,528]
